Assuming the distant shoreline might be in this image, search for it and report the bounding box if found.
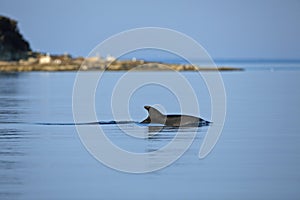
[0,15,244,72]
[0,59,243,72]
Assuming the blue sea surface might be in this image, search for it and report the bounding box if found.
[0,63,300,199]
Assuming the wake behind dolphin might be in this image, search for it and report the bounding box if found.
[34,120,137,126]
[141,105,211,127]
[0,120,137,126]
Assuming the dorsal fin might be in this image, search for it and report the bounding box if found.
[144,106,164,115]
[141,106,165,124]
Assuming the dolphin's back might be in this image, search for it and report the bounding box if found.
[165,115,200,126]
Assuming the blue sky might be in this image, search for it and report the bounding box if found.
[1,0,300,59]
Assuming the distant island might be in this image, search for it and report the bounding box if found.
[0,16,242,72]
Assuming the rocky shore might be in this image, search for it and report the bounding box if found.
[0,15,242,72]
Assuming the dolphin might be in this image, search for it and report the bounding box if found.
[141,105,210,127]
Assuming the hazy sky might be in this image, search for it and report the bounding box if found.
[1,0,300,59]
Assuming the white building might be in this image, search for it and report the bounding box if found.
[106,55,116,62]
[39,54,51,64]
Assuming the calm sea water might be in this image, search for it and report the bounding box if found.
[0,65,300,199]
